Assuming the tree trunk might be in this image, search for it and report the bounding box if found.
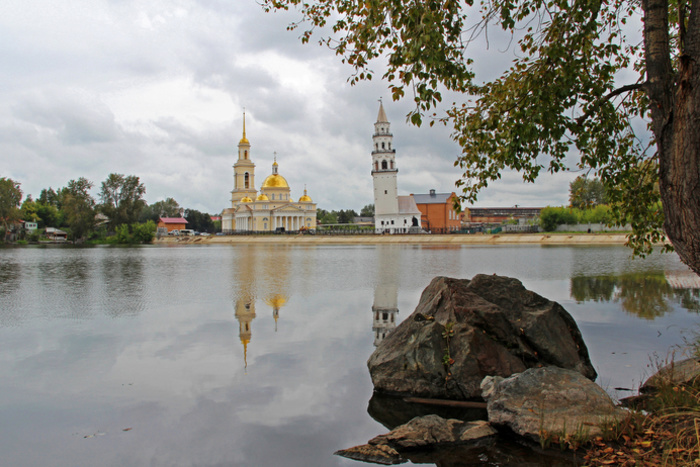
[645,0,700,275]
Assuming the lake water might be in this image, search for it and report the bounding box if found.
[1,243,699,466]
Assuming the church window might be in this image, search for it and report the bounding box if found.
[244,173,250,189]
[388,143,391,150]
[384,190,387,194]
[375,161,379,171]
[244,150,248,159]
[391,220,394,225]
[264,223,267,229]
[271,194,275,200]
[382,160,388,170]
[390,160,394,169]
[391,314,394,323]
[382,312,388,320]
[381,142,385,149]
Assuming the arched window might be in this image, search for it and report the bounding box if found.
[375,161,379,171]
[381,142,385,149]
[390,160,394,169]
[244,172,249,189]
[382,160,388,170]
[244,150,248,160]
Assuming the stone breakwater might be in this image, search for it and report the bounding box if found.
[154,233,629,246]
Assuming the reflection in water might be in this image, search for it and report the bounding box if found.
[100,251,145,317]
[232,246,292,368]
[372,246,400,346]
[571,271,700,319]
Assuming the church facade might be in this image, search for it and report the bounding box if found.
[371,101,422,233]
[221,114,317,232]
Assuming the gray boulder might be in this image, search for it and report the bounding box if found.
[482,366,626,443]
[641,357,700,392]
[367,275,596,399]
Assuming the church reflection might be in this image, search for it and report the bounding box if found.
[232,245,290,368]
[372,246,400,346]
[570,270,700,319]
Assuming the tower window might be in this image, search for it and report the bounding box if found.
[244,172,250,189]
[244,150,248,159]
[381,142,385,149]
[375,161,379,171]
[382,160,388,170]
[390,160,394,169]
[384,190,387,194]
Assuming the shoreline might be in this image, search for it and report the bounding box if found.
[154,232,630,246]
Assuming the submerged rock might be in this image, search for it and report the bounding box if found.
[367,275,596,400]
[482,366,626,443]
[369,414,497,449]
[335,415,497,465]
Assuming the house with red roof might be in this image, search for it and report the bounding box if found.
[158,217,188,234]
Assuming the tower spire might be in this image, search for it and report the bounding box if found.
[240,110,249,144]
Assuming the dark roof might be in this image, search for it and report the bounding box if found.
[412,192,454,204]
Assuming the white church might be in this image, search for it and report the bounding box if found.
[371,101,422,233]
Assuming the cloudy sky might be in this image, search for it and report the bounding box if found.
[2,0,585,214]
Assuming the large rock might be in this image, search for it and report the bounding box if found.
[482,366,626,442]
[367,275,596,399]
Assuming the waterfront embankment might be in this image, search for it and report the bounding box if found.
[154,232,629,246]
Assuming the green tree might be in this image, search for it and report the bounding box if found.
[337,209,358,224]
[61,178,96,241]
[569,176,608,209]
[98,173,146,228]
[539,207,578,232]
[0,177,22,242]
[139,197,181,223]
[360,204,375,217]
[184,209,215,233]
[21,195,39,222]
[263,0,700,274]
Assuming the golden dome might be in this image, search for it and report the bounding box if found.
[256,193,269,201]
[299,187,312,203]
[240,196,253,202]
[262,174,289,188]
[264,294,287,309]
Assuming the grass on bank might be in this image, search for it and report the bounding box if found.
[579,360,700,466]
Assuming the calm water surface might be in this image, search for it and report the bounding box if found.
[0,244,698,466]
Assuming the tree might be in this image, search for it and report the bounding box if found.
[337,209,358,224]
[139,197,181,223]
[569,176,608,209]
[98,173,146,228]
[0,177,22,242]
[360,204,375,217]
[61,178,96,241]
[262,0,700,274]
[184,209,215,233]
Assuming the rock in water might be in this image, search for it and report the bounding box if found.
[482,367,626,442]
[367,275,596,399]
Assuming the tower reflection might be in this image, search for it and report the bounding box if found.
[372,246,400,346]
[232,245,291,368]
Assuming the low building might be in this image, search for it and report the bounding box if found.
[463,207,542,224]
[45,227,68,241]
[158,217,188,235]
[412,190,461,233]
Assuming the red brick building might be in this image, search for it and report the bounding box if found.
[158,217,188,233]
[411,190,461,233]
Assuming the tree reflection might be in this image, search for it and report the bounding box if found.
[570,273,700,319]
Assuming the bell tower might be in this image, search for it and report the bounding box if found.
[371,100,399,232]
[232,111,257,203]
